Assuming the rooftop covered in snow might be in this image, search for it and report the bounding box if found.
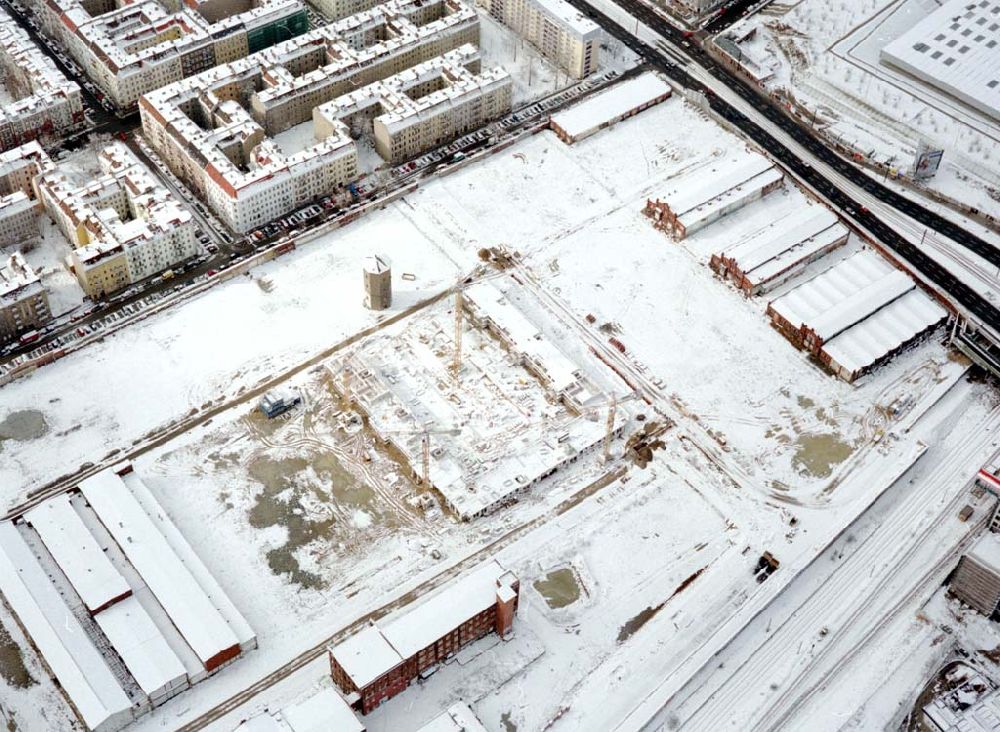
[881,0,1000,122]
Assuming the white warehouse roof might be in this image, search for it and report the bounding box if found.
[79,469,242,669]
[769,249,897,332]
[94,596,188,700]
[881,0,1000,121]
[417,702,489,732]
[0,522,133,732]
[822,289,946,376]
[550,72,671,140]
[25,495,132,614]
[720,207,847,286]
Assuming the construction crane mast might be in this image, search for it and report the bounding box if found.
[452,289,463,380]
[341,358,352,411]
[579,391,638,464]
[603,395,617,464]
[382,424,462,486]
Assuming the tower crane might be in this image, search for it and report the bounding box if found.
[382,424,462,485]
[578,391,640,463]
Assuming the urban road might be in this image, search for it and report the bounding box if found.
[565,0,1000,336]
[0,62,638,368]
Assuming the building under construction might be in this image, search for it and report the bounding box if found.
[328,277,627,520]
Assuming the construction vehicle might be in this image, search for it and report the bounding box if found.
[258,389,302,419]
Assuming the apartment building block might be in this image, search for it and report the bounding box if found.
[0,11,85,151]
[0,252,50,345]
[480,0,600,78]
[0,142,54,248]
[321,45,512,164]
[36,144,200,298]
[140,0,505,233]
[23,0,309,110]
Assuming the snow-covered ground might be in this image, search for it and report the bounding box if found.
[723,0,1000,220]
[0,87,994,732]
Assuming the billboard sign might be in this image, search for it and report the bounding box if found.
[913,141,944,180]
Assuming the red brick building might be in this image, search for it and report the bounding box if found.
[329,560,519,714]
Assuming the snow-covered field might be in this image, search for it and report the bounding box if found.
[0,88,993,732]
[724,0,1000,219]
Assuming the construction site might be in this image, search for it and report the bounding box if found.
[328,269,632,521]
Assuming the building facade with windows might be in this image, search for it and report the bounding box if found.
[36,144,200,298]
[140,0,504,233]
[480,0,600,78]
[0,252,50,345]
[329,560,518,714]
[24,0,308,110]
[0,142,54,248]
[0,11,85,151]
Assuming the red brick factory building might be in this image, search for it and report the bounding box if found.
[329,559,519,713]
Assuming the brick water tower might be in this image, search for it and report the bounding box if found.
[363,255,392,310]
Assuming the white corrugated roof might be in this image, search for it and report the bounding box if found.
[550,72,671,139]
[417,702,489,732]
[822,289,946,376]
[747,222,848,287]
[808,269,914,342]
[95,596,188,698]
[25,494,132,613]
[657,156,773,219]
[0,522,132,731]
[283,688,364,732]
[79,469,240,668]
[769,249,895,330]
[723,207,840,275]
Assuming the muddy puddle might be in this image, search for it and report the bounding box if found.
[0,622,34,689]
[618,602,665,643]
[248,452,377,589]
[792,432,854,478]
[533,567,581,610]
[0,410,48,451]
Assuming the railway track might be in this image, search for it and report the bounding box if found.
[675,406,1000,730]
[761,507,990,730]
